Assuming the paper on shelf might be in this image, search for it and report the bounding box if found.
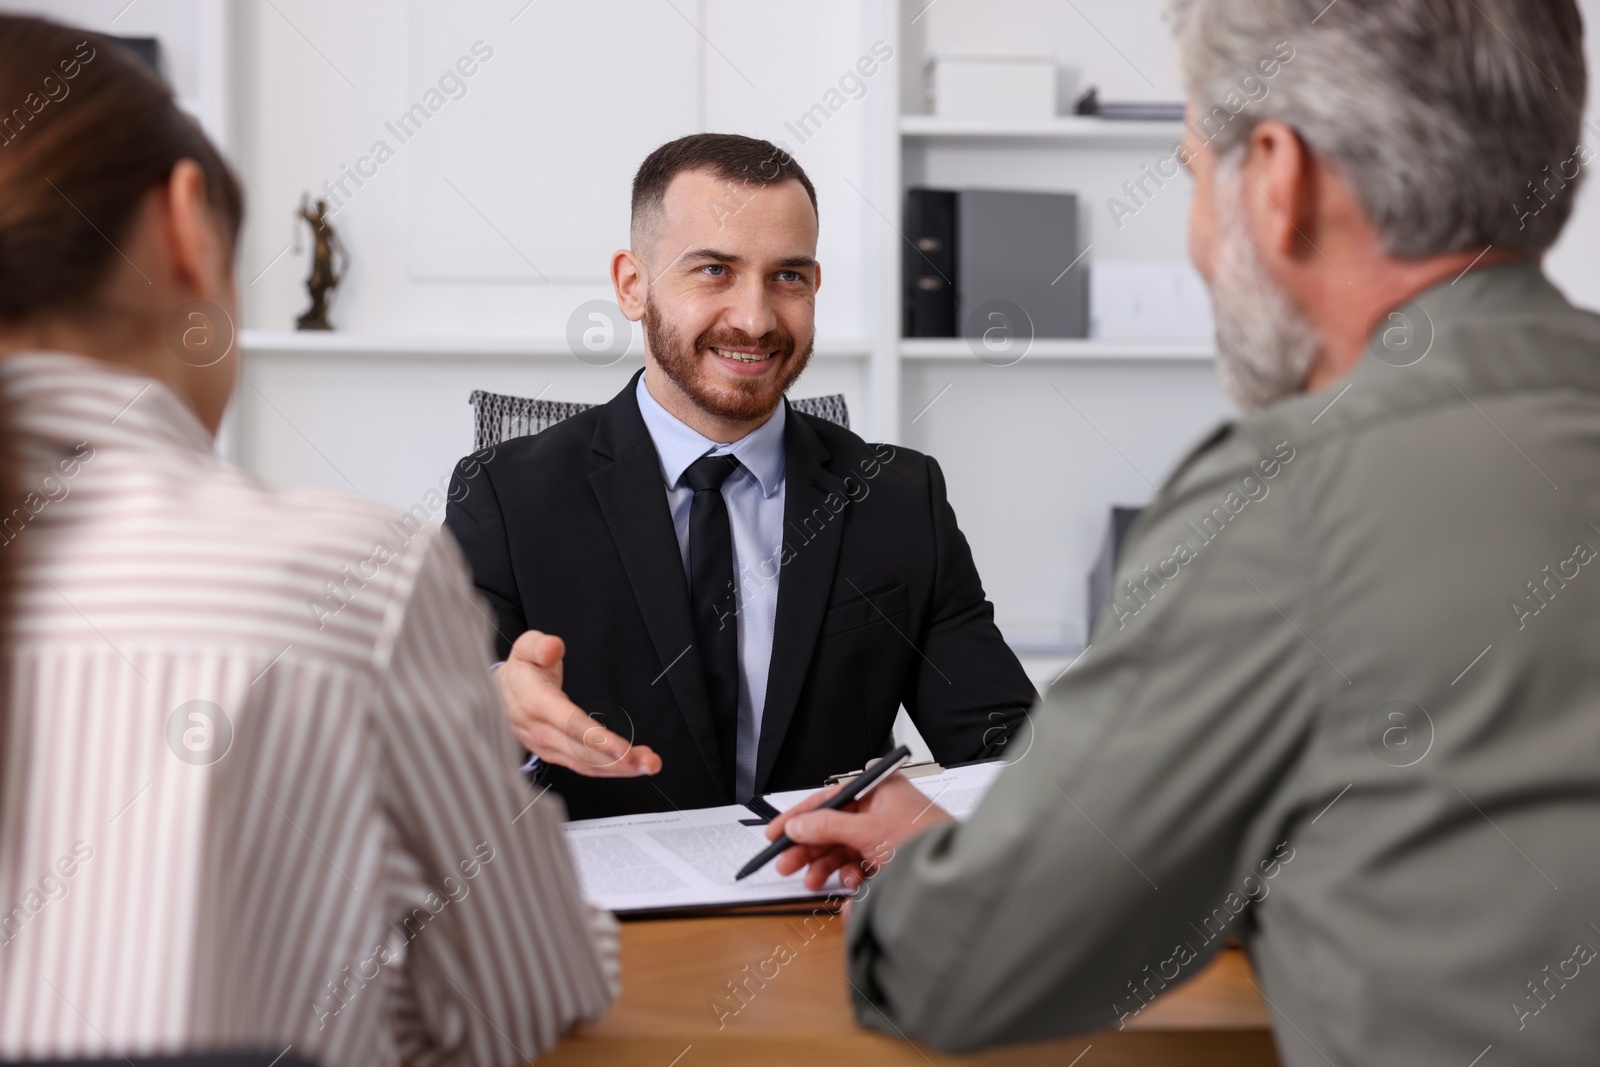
[1090,260,1216,340]
[562,760,1006,914]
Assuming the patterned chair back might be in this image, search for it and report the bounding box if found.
[469,389,849,451]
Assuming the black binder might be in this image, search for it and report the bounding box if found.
[904,188,958,337]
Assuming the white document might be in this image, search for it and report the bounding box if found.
[562,761,1005,914]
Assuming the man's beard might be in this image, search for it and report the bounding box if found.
[1207,156,1321,411]
[642,298,813,423]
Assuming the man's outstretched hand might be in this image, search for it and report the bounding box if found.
[495,629,662,777]
[765,771,954,891]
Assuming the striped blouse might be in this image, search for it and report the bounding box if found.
[0,352,617,1067]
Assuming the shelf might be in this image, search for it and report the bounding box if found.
[900,114,1186,144]
[239,330,872,360]
[900,338,1213,362]
[241,330,574,357]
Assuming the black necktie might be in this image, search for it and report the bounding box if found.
[682,453,743,797]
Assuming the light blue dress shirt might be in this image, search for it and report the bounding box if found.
[635,371,787,802]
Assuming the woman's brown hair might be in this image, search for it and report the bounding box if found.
[0,14,245,324]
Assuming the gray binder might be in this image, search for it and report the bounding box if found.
[958,188,1088,341]
[1087,505,1145,637]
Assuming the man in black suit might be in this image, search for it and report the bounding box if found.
[446,133,1034,819]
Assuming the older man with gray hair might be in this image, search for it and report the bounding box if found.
[763,0,1600,1062]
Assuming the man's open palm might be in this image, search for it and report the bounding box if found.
[496,629,662,778]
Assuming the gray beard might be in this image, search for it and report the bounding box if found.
[1208,158,1321,411]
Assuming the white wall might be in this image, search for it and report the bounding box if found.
[234,0,879,342]
[1546,0,1600,311]
[10,0,1600,654]
[221,0,885,550]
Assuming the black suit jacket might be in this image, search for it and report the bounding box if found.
[445,373,1035,819]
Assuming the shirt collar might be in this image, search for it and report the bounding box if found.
[1,350,215,457]
[635,370,786,497]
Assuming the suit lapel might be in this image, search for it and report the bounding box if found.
[754,411,848,793]
[588,374,727,797]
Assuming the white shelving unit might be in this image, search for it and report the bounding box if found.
[886,4,1210,388]
[900,114,1186,144]
[880,0,1230,654]
[901,338,1212,361]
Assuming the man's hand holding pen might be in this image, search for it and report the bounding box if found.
[763,772,955,891]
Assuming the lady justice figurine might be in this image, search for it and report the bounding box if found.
[294,195,346,330]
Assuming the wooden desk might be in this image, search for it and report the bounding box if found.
[540,913,1280,1066]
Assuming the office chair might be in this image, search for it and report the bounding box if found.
[469,388,850,451]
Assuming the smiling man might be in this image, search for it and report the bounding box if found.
[445,134,1034,819]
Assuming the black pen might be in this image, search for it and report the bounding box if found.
[735,744,914,881]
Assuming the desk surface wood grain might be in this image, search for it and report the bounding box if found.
[538,913,1280,1067]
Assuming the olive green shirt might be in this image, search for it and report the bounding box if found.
[848,262,1600,1065]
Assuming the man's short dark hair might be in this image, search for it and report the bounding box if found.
[630,133,817,245]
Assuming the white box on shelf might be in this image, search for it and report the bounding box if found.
[927,55,1056,120]
[1090,260,1217,341]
